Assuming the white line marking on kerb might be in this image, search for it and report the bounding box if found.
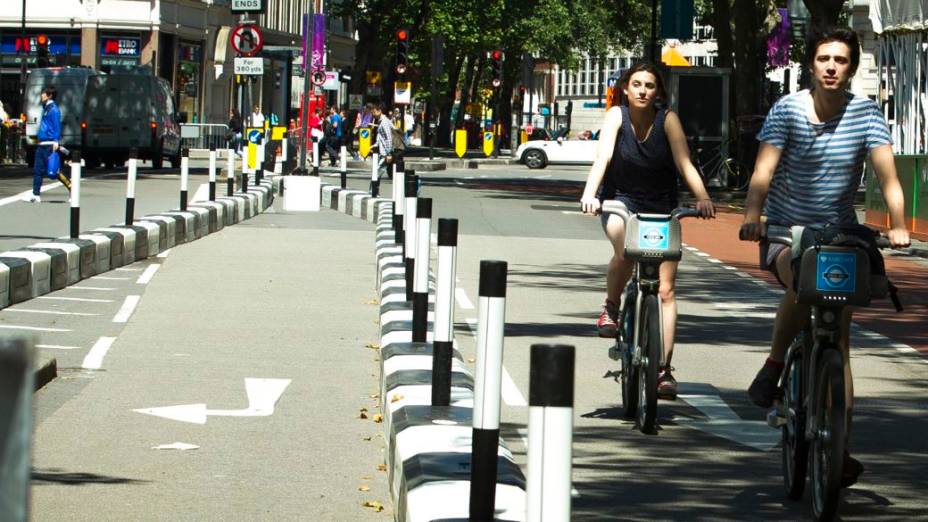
[93,276,129,281]
[455,288,475,310]
[70,286,116,291]
[2,308,98,317]
[157,249,172,259]
[464,318,527,407]
[37,296,114,303]
[115,267,142,272]
[113,295,141,323]
[0,324,71,332]
[0,182,64,207]
[37,344,80,350]
[82,336,117,370]
[137,264,161,285]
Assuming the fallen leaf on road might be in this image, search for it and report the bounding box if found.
[363,501,384,512]
[358,485,371,492]
[372,414,383,423]
[366,298,379,305]
[376,464,387,472]
[390,394,404,403]
[369,394,380,399]
[361,475,373,480]
[362,436,372,441]
[365,343,380,350]
[359,408,369,419]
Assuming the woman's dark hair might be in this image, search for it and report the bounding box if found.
[42,86,57,100]
[618,62,667,106]
[805,26,861,75]
[231,108,241,119]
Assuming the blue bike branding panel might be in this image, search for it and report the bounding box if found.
[815,251,856,293]
[638,220,671,251]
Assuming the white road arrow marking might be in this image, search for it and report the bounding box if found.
[674,386,779,452]
[134,378,291,425]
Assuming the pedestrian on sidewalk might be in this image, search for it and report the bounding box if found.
[249,104,265,129]
[26,85,70,203]
[372,103,393,180]
[579,62,715,400]
[740,26,910,488]
[325,106,343,166]
[228,109,244,154]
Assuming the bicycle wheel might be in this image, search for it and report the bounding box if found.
[724,159,751,191]
[810,348,847,521]
[619,286,639,418]
[637,294,661,434]
[782,341,809,500]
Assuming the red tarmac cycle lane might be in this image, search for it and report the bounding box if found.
[681,209,928,355]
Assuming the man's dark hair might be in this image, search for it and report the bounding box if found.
[806,26,861,75]
[42,86,57,100]
[372,102,384,111]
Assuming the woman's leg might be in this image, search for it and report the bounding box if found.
[602,214,634,305]
[658,261,679,364]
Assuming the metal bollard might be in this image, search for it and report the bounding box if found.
[280,137,288,175]
[179,148,189,210]
[208,145,217,201]
[241,148,249,193]
[412,198,432,343]
[470,260,508,521]
[70,151,81,239]
[393,166,406,255]
[312,136,319,177]
[226,148,235,197]
[403,174,418,302]
[526,344,575,522]
[339,144,347,188]
[371,151,380,198]
[126,148,137,225]
[432,218,458,406]
[0,337,34,522]
[256,143,264,185]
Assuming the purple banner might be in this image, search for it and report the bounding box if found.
[767,8,791,67]
[311,14,325,71]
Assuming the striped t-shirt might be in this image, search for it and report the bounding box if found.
[757,90,892,226]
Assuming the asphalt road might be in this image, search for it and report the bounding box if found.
[16,162,928,520]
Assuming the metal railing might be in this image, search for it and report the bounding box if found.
[1,124,25,165]
[180,123,232,151]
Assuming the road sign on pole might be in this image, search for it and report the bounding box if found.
[230,24,264,57]
[234,57,264,75]
[231,0,266,15]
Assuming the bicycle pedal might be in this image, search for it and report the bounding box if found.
[766,407,786,429]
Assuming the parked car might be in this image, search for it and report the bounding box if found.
[515,134,599,169]
[82,70,181,169]
[23,66,102,167]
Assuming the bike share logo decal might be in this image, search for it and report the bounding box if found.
[816,252,856,293]
[638,221,670,250]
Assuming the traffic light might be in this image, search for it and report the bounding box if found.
[490,50,504,88]
[36,34,49,68]
[395,29,409,75]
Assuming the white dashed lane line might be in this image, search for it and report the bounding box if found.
[2,308,99,317]
[136,264,161,285]
[157,249,172,258]
[464,316,528,407]
[37,296,114,303]
[81,336,117,370]
[36,344,81,350]
[455,288,475,310]
[0,324,71,332]
[69,286,116,291]
[112,295,141,323]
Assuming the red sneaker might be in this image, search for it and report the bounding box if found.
[596,300,618,338]
[658,367,678,400]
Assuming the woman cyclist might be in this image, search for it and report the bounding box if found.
[580,62,715,399]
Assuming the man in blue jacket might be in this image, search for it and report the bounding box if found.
[28,85,70,203]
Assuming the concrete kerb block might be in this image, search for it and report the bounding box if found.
[179,206,210,238]
[233,194,252,220]
[0,257,29,304]
[22,246,70,291]
[112,225,150,260]
[29,242,81,285]
[161,211,197,243]
[213,198,238,225]
[234,192,258,218]
[0,251,51,298]
[52,238,96,279]
[190,201,225,232]
[77,234,111,274]
[321,185,337,208]
[137,216,176,249]
[87,230,125,268]
[353,194,369,218]
[217,196,246,223]
[0,261,8,308]
[95,227,137,265]
[131,220,162,257]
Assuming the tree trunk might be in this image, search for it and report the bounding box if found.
[456,55,476,128]
[732,0,768,166]
[712,0,733,68]
[436,53,463,147]
[804,0,845,30]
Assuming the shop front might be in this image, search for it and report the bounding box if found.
[0,31,81,115]
[99,35,142,70]
[176,40,203,123]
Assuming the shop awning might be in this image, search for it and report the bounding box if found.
[661,48,690,67]
[869,0,928,33]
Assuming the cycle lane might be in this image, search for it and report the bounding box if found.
[680,209,928,356]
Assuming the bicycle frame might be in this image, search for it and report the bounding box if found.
[629,260,664,367]
[801,306,845,443]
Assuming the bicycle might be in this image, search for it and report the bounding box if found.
[689,137,751,191]
[749,225,900,521]
[602,200,699,434]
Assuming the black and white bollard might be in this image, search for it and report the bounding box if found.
[412,198,432,343]
[179,148,189,211]
[279,137,287,174]
[371,150,380,198]
[526,344,576,522]
[392,166,407,255]
[469,260,508,521]
[256,144,264,185]
[226,148,235,197]
[242,149,249,193]
[70,151,81,239]
[431,218,458,406]
[0,338,34,522]
[312,136,319,177]
[403,174,418,301]
[339,144,347,189]
[125,149,137,225]
[208,145,217,201]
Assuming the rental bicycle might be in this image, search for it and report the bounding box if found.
[602,200,699,434]
[748,225,901,521]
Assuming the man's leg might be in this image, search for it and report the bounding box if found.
[32,146,49,198]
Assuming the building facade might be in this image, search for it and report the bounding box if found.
[0,0,354,125]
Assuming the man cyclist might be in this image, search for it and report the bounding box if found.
[740,26,910,487]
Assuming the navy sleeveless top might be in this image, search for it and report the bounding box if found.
[600,106,678,212]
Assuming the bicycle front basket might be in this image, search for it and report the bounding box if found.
[624,214,682,261]
[796,246,871,307]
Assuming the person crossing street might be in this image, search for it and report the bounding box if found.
[26,85,70,203]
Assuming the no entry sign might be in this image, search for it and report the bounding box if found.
[230,24,263,57]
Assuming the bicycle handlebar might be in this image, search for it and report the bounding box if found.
[600,200,702,221]
[739,224,899,249]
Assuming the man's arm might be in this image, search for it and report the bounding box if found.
[870,144,911,247]
[740,142,782,241]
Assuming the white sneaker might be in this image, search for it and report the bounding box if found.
[22,194,40,203]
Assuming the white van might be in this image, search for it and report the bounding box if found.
[23,67,102,166]
[82,70,181,169]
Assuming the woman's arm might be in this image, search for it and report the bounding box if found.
[580,106,623,214]
[664,111,714,218]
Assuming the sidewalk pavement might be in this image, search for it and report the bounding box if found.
[682,207,928,355]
